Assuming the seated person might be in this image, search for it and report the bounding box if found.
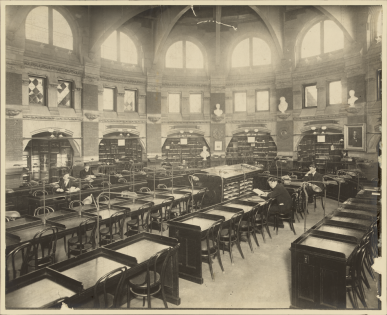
[79,163,95,179]
[257,177,292,215]
[57,173,78,192]
[302,163,324,202]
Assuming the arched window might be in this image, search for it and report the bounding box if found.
[301,20,343,58]
[101,31,138,64]
[232,37,271,68]
[25,7,73,50]
[165,41,203,69]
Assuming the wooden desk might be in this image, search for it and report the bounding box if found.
[168,212,225,284]
[50,247,137,307]
[6,268,83,309]
[291,211,372,309]
[103,232,180,305]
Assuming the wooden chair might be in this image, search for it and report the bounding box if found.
[67,217,98,259]
[93,267,129,308]
[126,202,154,235]
[32,190,49,197]
[201,220,224,280]
[118,177,128,183]
[69,200,83,209]
[219,211,244,265]
[150,197,174,234]
[33,206,55,217]
[272,193,297,235]
[128,247,176,308]
[99,194,110,202]
[100,211,127,245]
[101,181,111,188]
[139,187,151,193]
[157,184,167,189]
[254,198,275,242]
[6,242,31,284]
[82,183,94,190]
[26,227,58,272]
[239,205,260,253]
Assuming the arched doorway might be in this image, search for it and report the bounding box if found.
[23,131,74,183]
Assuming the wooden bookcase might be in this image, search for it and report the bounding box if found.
[99,138,143,164]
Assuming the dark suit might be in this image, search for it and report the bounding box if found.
[348,137,362,147]
[58,178,78,190]
[267,183,292,214]
[79,168,94,179]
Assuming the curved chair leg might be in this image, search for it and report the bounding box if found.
[314,196,317,211]
[236,237,244,259]
[252,229,260,247]
[208,253,215,280]
[245,231,253,253]
[265,220,272,239]
[216,248,224,273]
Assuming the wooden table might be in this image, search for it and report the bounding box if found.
[168,212,225,284]
[6,268,83,309]
[103,232,181,305]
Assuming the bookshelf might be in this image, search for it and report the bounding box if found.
[99,138,143,164]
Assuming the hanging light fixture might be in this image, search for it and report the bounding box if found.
[119,129,123,137]
[321,126,327,134]
[254,128,259,133]
[311,126,317,134]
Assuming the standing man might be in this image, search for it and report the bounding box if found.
[79,163,95,179]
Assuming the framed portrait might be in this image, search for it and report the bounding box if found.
[344,123,366,151]
[214,141,223,151]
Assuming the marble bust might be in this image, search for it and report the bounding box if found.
[200,146,210,160]
[278,97,288,114]
[348,90,358,107]
[214,104,223,116]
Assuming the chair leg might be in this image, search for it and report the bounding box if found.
[252,229,260,247]
[160,282,168,308]
[216,248,224,273]
[314,196,316,211]
[208,255,215,280]
[236,239,244,259]
[265,221,272,239]
[294,211,300,223]
[246,232,253,253]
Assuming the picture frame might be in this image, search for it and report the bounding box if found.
[344,123,366,151]
[214,141,223,151]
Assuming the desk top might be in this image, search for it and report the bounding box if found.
[115,239,170,264]
[7,223,56,242]
[6,278,76,309]
[316,225,365,239]
[338,209,376,217]
[86,208,122,220]
[99,198,129,206]
[48,215,93,229]
[140,197,170,205]
[238,196,266,204]
[330,216,372,226]
[71,204,100,212]
[160,193,186,199]
[300,236,356,258]
[61,256,130,290]
[204,209,236,221]
[224,203,254,213]
[177,188,202,194]
[180,217,217,231]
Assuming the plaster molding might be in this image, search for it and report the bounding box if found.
[23,115,83,121]
[99,119,145,124]
[6,109,22,118]
[24,60,82,76]
[100,74,146,85]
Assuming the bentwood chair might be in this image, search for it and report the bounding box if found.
[6,242,31,284]
[26,227,58,272]
[69,200,83,209]
[128,247,177,308]
[82,183,94,190]
[33,206,55,217]
[32,190,49,197]
[126,202,154,235]
[100,211,127,245]
[219,211,244,265]
[157,184,167,189]
[201,220,224,280]
[272,193,297,235]
[150,197,174,234]
[239,205,260,252]
[67,217,98,258]
[79,267,129,308]
[118,177,128,183]
[139,187,151,193]
[255,198,275,242]
[101,181,111,188]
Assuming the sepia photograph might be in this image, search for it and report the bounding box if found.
[1,1,385,313]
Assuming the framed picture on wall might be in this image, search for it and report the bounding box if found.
[344,124,366,151]
[214,141,223,151]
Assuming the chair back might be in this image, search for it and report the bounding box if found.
[139,187,151,193]
[160,197,174,221]
[82,183,94,189]
[157,184,167,189]
[69,200,84,209]
[139,202,155,232]
[29,227,58,270]
[78,217,98,251]
[265,198,276,218]
[193,188,207,210]
[101,181,111,188]
[118,177,127,183]
[99,194,110,202]
[6,242,31,284]
[203,219,223,252]
[32,190,48,197]
[93,266,128,308]
[230,210,244,236]
[33,206,55,216]
[107,211,127,241]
